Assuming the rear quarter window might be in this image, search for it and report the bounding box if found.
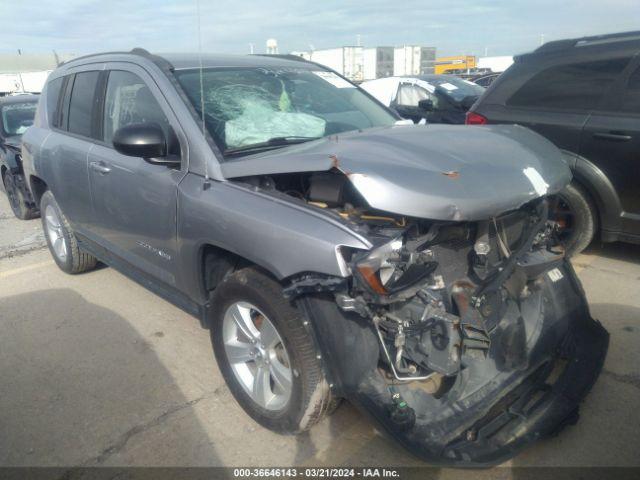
[45,77,64,127]
[507,57,631,111]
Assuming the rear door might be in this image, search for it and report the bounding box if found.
[483,57,632,152]
[580,57,640,237]
[87,64,187,287]
[42,68,102,234]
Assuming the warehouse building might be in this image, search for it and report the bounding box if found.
[0,52,75,95]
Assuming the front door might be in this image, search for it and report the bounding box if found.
[88,66,186,287]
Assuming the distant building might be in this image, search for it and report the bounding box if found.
[0,52,76,95]
[477,56,514,73]
[363,47,394,80]
[434,55,476,75]
[0,52,75,74]
[307,47,364,82]
[393,46,436,76]
[0,71,51,95]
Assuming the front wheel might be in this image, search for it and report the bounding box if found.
[209,267,337,433]
[40,191,98,274]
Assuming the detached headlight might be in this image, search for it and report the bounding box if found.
[355,237,404,294]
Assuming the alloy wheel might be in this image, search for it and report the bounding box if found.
[44,204,68,262]
[222,301,293,411]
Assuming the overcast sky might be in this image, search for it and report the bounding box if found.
[1,0,638,57]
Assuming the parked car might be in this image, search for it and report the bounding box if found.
[22,49,607,466]
[467,31,640,255]
[361,74,485,124]
[471,72,501,87]
[0,94,39,219]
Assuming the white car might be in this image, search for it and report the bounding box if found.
[361,74,485,124]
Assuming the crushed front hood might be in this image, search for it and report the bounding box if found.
[221,124,571,221]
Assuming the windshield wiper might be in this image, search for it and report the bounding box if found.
[224,136,321,156]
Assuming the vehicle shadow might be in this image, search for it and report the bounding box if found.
[0,288,221,468]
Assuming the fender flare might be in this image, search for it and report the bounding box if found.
[560,150,623,236]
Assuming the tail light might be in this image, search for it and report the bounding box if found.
[465,111,487,125]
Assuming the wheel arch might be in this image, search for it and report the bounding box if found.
[196,242,283,303]
[29,175,49,206]
[560,150,622,240]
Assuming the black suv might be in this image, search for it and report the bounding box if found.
[0,94,39,219]
[468,31,640,254]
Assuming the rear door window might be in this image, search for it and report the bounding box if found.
[68,71,100,138]
[507,57,631,111]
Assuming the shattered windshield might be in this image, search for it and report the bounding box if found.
[175,67,396,155]
[1,102,37,136]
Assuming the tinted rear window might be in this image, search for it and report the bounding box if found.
[507,57,631,111]
[68,71,100,137]
[46,77,64,127]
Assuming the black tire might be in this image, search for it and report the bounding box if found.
[550,181,597,256]
[2,171,38,220]
[209,267,337,434]
[40,190,97,274]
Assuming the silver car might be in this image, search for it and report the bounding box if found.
[21,49,608,466]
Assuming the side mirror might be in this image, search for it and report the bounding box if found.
[113,123,167,159]
[418,99,434,112]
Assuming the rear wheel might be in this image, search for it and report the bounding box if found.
[40,191,97,274]
[3,171,38,220]
[209,267,337,433]
[549,182,597,256]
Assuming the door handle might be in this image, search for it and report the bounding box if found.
[592,132,632,142]
[89,161,112,174]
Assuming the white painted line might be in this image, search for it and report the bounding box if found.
[0,260,54,279]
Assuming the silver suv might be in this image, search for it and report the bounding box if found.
[21,49,608,466]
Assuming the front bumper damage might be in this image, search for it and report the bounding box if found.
[299,258,608,466]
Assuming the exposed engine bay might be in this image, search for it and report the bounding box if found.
[232,168,608,465]
[238,169,563,384]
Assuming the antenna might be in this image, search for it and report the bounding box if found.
[196,0,209,182]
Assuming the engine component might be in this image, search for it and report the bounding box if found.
[308,172,350,207]
[418,313,461,376]
[387,390,416,431]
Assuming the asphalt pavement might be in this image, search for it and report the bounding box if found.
[1,191,639,472]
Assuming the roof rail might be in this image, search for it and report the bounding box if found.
[534,30,640,54]
[58,48,172,69]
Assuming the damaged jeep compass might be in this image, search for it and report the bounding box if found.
[21,50,608,466]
